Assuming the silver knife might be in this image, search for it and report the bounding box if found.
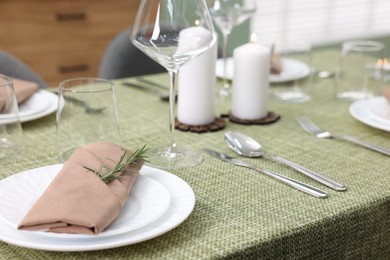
[136,77,169,90]
[122,81,170,101]
[203,149,328,198]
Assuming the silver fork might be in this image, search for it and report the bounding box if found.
[297,116,390,156]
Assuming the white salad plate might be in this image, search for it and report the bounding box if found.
[0,164,171,239]
[349,96,390,132]
[216,57,311,83]
[0,90,58,124]
[0,165,195,251]
[367,97,390,125]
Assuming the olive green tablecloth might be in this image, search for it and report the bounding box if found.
[1,49,389,259]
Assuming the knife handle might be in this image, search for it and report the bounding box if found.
[270,155,346,191]
[254,166,328,198]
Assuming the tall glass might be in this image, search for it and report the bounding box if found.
[0,74,23,159]
[335,40,385,101]
[56,78,120,162]
[131,0,216,169]
[207,0,256,96]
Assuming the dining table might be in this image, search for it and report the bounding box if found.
[0,48,389,259]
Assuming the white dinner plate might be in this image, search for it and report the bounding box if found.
[0,90,50,121]
[0,164,171,239]
[0,165,195,251]
[216,57,311,83]
[349,97,390,132]
[367,97,390,125]
[0,90,58,124]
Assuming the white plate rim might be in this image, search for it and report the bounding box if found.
[216,57,311,83]
[0,90,51,121]
[349,97,390,132]
[0,164,171,239]
[0,165,195,251]
[20,90,58,123]
[0,90,57,124]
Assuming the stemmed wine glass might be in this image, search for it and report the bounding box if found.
[207,0,256,96]
[131,0,216,169]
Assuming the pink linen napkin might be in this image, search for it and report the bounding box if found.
[271,53,282,74]
[0,77,39,113]
[384,87,390,101]
[18,141,144,235]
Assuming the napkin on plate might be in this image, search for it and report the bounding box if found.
[271,53,282,74]
[0,77,39,113]
[384,87,390,101]
[18,141,144,235]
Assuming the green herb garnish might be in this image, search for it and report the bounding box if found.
[83,145,148,183]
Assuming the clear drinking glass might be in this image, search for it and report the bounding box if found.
[335,40,385,102]
[0,74,23,159]
[56,78,120,161]
[270,42,313,103]
[131,0,216,169]
[207,0,256,97]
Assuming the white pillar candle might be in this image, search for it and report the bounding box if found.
[177,32,217,126]
[232,34,270,120]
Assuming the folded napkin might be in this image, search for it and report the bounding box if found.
[0,77,39,113]
[18,141,144,235]
[384,87,390,101]
[271,53,282,74]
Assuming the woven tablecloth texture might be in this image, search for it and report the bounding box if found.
[1,49,389,259]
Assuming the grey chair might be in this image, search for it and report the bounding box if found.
[99,28,222,79]
[0,49,48,89]
[99,28,165,79]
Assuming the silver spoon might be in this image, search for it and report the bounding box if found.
[224,131,346,191]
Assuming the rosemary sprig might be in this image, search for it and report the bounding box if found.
[83,145,148,183]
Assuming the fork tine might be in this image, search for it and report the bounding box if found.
[297,116,316,135]
[297,116,325,136]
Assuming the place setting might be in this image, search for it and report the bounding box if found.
[330,40,390,132]
[216,53,311,84]
[2,72,199,250]
[0,77,58,124]
[0,143,195,251]
[0,0,214,251]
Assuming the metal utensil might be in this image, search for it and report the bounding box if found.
[203,149,328,198]
[224,131,346,191]
[136,77,169,90]
[122,82,170,101]
[297,116,390,156]
[53,92,106,114]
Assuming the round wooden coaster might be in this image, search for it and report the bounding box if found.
[175,117,225,133]
[229,111,280,125]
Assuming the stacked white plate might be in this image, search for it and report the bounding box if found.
[216,57,311,83]
[0,165,195,251]
[349,96,390,132]
[0,90,58,124]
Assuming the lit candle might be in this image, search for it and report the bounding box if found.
[177,29,217,125]
[232,33,270,120]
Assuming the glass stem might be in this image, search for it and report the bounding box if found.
[222,31,230,93]
[167,70,177,152]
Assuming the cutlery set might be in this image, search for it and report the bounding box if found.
[120,77,389,197]
[204,116,389,198]
[122,77,171,102]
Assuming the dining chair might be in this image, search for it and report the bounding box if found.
[0,49,48,89]
[99,27,223,79]
[98,28,165,79]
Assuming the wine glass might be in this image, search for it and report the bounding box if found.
[131,0,216,169]
[207,0,256,97]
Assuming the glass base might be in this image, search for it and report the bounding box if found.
[218,85,231,97]
[271,91,311,103]
[146,145,203,170]
[336,91,373,102]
